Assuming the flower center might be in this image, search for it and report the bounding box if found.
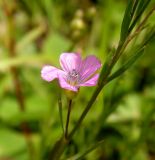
[67,69,80,86]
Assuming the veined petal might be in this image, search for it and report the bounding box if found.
[79,74,99,86]
[81,55,101,82]
[41,65,61,82]
[59,53,82,72]
[58,73,79,92]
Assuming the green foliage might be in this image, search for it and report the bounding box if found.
[0,0,155,160]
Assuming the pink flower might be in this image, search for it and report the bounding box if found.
[41,53,101,92]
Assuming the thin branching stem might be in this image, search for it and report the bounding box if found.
[69,85,104,139]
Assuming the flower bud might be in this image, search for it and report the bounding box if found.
[75,9,84,19]
[71,18,86,31]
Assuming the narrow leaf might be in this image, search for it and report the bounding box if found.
[136,0,151,17]
[98,48,115,85]
[128,0,151,33]
[130,0,139,18]
[107,47,145,83]
[120,0,134,42]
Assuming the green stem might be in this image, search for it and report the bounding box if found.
[48,137,68,160]
[65,99,72,139]
[69,85,104,139]
[48,100,73,160]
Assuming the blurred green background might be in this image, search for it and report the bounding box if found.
[0,0,155,160]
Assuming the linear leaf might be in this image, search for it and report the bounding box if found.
[107,47,145,83]
[130,0,139,18]
[136,0,151,17]
[128,0,151,33]
[120,0,134,42]
[98,48,115,85]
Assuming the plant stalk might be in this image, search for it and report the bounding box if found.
[65,99,72,139]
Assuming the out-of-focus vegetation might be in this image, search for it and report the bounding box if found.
[0,0,155,160]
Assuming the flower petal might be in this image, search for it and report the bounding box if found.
[79,74,99,86]
[41,65,61,82]
[59,53,82,72]
[80,55,101,82]
[58,73,79,92]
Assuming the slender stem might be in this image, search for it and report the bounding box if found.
[47,99,72,160]
[48,86,104,160]
[69,85,103,139]
[58,94,65,136]
[65,99,72,139]
[48,137,68,160]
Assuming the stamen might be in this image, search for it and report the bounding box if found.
[67,69,80,86]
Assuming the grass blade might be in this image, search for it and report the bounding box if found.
[120,0,134,42]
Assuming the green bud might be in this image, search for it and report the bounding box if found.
[75,9,84,19]
[71,18,86,31]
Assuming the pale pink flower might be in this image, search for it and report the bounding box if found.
[41,53,101,92]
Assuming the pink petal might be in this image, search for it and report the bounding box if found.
[58,73,79,92]
[81,55,101,82]
[41,65,61,82]
[59,53,82,72]
[79,74,99,86]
